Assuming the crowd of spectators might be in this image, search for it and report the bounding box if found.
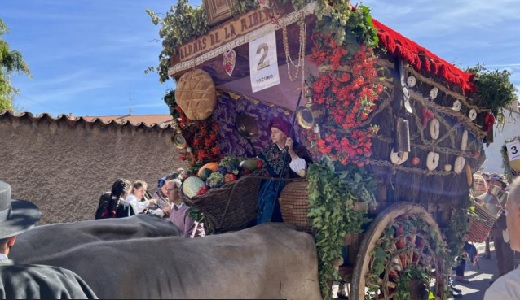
[97,168,204,238]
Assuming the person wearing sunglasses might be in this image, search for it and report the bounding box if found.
[162,178,204,238]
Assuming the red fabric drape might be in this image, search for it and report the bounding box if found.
[372,19,477,94]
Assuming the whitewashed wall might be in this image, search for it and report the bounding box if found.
[482,108,520,174]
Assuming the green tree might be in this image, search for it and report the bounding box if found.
[467,64,518,118]
[146,0,208,83]
[0,18,31,111]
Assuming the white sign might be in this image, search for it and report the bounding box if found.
[249,31,280,93]
[506,139,520,162]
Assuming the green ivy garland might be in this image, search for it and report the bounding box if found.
[441,198,473,272]
[394,265,431,300]
[307,158,373,299]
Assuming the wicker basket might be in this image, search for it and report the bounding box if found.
[279,181,371,234]
[466,204,498,243]
[279,180,312,232]
[183,170,265,233]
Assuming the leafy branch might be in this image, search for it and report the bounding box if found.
[311,0,378,47]
[441,199,472,271]
[1,18,31,110]
[394,265,431,300]
[146,0,208,82]
[466,64,518,118]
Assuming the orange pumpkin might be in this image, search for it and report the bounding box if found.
[197,162,219,177]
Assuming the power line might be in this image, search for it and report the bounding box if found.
[14,93,64,115]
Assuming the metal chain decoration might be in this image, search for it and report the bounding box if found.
[282,12,306,82]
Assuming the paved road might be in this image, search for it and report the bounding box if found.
[450,241,504,300]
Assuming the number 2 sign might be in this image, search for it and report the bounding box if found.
[256,43,270,71]
[249,31,280,93]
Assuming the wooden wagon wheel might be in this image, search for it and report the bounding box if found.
[350,203,446,300]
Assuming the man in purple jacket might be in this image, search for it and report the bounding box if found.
[163,179,204,237]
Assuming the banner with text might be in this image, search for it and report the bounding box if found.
[249,32,280,93]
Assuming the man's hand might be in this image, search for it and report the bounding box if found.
[285,137,294,152]
[162,205,171,216]
[285,137,299,160]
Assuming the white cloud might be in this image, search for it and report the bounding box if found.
[23,79,113,104]
[364,0,520,39]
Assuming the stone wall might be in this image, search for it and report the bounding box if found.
[0,111,183,224]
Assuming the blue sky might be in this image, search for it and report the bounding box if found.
[1,0,519,117]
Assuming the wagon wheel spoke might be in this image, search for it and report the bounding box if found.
[351,203,446,300]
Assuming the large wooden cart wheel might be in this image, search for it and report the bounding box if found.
[350,203,446,300]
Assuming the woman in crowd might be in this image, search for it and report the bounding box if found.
[99,178,132,219]
[125,180,156,215]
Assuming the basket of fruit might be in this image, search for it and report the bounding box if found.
[182,157,266,233]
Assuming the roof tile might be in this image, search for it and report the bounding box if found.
[0,111,174,129]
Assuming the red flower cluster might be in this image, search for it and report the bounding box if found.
[311,129,375,166]
[173,105,220,167]
[305,33,383,166]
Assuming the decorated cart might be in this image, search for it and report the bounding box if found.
[149,0,517,299]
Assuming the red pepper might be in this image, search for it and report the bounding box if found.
[399,253,407,267]
[395,238,406,250]
[197,186,208,195]
[223,173,237,183]
[421,107,434,126]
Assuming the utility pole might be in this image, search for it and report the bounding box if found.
[128,92,133,115]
